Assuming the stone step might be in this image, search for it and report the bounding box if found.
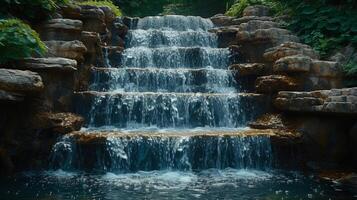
[89,67,238,93]
[50,128,298,172]
[74,91,270,129]
[274,87,357,115]
[0,68,44,94]
[38,19,83,41]
[44,40,87,62]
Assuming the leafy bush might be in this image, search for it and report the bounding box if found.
[0,19,46,64]
[78,0,122,16]
[343,61,357,76]
[225,0,283,17]
[0,0,69,21]
[284,1,357,57]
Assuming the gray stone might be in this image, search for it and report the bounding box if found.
[0,69,44,93]
[21,57,77,72]
[45,40,87,62]
[243,5,271,17]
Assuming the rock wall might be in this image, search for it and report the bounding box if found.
[211,5,356,170]
[0,5,128,174]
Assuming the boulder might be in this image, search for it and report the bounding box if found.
[274,88,357,114]
[274,55,342,76]
[243,5,271,17]
[31,112,84,135]
[21,57,77,72]
[79,5,106,34]
[0,69,44,93]
[61,5,82,19]
[229,63,269,77]
[264,42,319,62]
[238,20,279,32]
[237,28,299,44]
[273,55,312,73]
[210,14,234,27]
[255,75,300,93]
[38,19,83,41]
[45,40,87,62]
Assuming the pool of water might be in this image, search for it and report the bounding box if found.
[1,169,356,200]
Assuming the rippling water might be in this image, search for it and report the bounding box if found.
[1,169,356,200]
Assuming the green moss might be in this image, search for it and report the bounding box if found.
[78,0,122,16]
[0,19,46,64]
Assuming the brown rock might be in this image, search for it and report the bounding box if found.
[273,55,312,73]
[232,16,273,25]
[255,75,300,93]
[229,63,269,77]
[264,42,319,62]
[274,88,357,114]
[45,40,87,62]
[38,19,83,41]
[249,114,286,130]
[237,28,299,44]
[210,14,234,26]
[79,5,106,34]
[31,112,84,135]
[239,20,279,32]
[0,69,44,93]
[81,31,104,66]
[21,57,77,72]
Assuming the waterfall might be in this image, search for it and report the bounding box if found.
[51,15,273,173]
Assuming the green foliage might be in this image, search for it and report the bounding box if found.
[285,1,357,57]
[0,19,46,64]
[114,0,235,17]
[225,0,284,17]
[0,0,69,21]
[78,0,122,16]
[343,61,357,76]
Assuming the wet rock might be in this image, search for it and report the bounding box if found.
[338,174,357,192]
[45,41,87,62]
[249,114,286,130]
[229,63,269,77]
[0,90,24,102]
[243,5,271,17]
[31,112,84,135]
[255,75,300,93]
[38,19,83,41]
[61,5,82,19]
[310,60,342,78]
[0,69,44,93]
[209,26,239,48]
[81,31,104,66]
[264,42,319,62]
[21,57,77,72]
[98,6,116,26]
[274,88,357,114]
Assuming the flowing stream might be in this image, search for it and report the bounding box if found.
[2,15,354,200]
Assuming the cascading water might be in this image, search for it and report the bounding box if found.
[51,15,272,172]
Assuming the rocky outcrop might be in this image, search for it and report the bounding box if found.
[0,69,44,94]
[274,88,357,115]
[264,42,319,62]
[45,40,87,62]
[38,19,83,41]
[31,112,84,135]
[21,57,78,72]
[256,75,300,93]
[229,63,269,77]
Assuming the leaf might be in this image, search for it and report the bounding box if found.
[301,6,316,15]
